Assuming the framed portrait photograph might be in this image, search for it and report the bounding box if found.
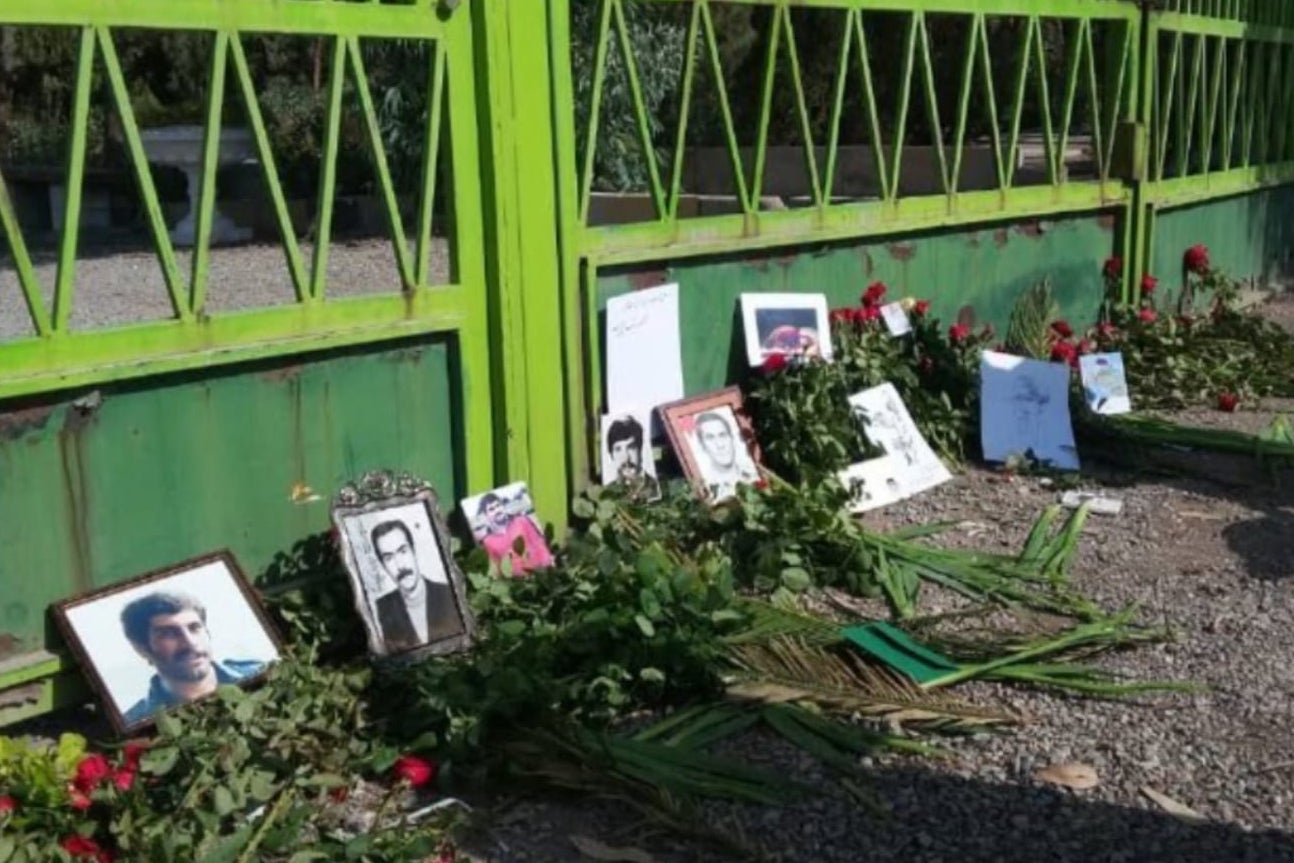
[600,408,662,502]
[659,387,763,504]
[740,292,833,367]
[332,470,477,663]
[52,551,283,736]
[460,481,555,577]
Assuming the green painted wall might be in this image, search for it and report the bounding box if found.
[0,337,459,657]
[596,211,1120,401]
[1151,186,1294,288]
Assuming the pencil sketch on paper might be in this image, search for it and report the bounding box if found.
[980,350,1080,471]
[846,382,952,504]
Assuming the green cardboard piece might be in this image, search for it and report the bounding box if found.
[842,622,961,687]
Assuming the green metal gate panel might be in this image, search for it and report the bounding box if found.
[0,339,458,653]
[0,0,508,716]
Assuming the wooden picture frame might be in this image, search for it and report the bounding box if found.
[658,386,764,504]
[332,470,477,664]
[52,550,284,736]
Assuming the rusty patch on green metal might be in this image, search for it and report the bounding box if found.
[887,243,916,262]
[0,404,56,440]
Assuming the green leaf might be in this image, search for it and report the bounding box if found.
[780,567,812,592]
[154,711,184,738]
[212,785,236,817]
[634,615,656,637]
[141,745,180,776]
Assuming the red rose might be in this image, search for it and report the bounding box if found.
[1077,339,1095,355]
[1217,392,1239,412]
[861,281,887,307]
[1184,244,1210,275]
[391,754,437,788]
[68,790,92,810]
[918,356,934,374]
[761,353,789,375]
[111,768,135,792]
[1140,274,1158,295]
[1096,322,1118,338]
[60,835,104,858]
[829,308,852,324]
[74,754,112,793]
[1050,341,1078,367]
[753,477,769,491]
[1050,320,1074,338]
[0,796,15,814]
[857,305,881,322]
[948,324,970,342]
[1138,308,1158,323]
[121,743,148,771]
[1102,256,1123,279]
[913,300,930,316]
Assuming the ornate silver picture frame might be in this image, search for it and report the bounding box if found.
[331,470,476,663]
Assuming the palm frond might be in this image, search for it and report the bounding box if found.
[1005,278,1060,359]
[724,597,847,647]
[723,637,1017,731]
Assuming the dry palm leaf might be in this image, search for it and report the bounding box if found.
[723,637,1017,731]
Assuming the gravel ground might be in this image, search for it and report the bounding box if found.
[5,244,1294,862]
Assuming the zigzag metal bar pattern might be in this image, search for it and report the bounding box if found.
[572,0,1140,263]
[0,21,453,340]
[1146,2,1294,204]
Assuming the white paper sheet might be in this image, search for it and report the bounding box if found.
[980,350,1080,470]
[838,455,906,513]
[1079,352,1132,415]
[606,284,685,426]
[880,302,912,337]
[847,382,952,501]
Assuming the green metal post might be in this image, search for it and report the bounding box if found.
[474,0,571,534]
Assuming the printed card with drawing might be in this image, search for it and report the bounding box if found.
[1079,352,1132,415]
[837,455,905,514]
[980,350,1080,470]
[847,382,951,498]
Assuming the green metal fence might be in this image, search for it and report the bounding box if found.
[2,0,1294,723]
[550,0,1294,480]
[0,0,570,722]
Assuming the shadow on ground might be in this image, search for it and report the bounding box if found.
[466,760,1294,863]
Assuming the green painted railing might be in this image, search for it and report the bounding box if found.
[550,0,1294,481]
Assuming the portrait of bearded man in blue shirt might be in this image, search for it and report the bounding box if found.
[120,591,266,725]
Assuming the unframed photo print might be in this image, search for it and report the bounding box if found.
[1079,352,1132,415]
[600,409,662,501]
[54,552,282,735]
[740,293,833,367]
[461,481,555,576]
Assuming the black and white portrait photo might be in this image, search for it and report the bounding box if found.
[53,552,282,735]
[600,410,661,501]
[333,471,475,662]
[661,388,763,505]
[740,292,834,367]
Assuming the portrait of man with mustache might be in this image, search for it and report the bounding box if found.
[369,518,463,653]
